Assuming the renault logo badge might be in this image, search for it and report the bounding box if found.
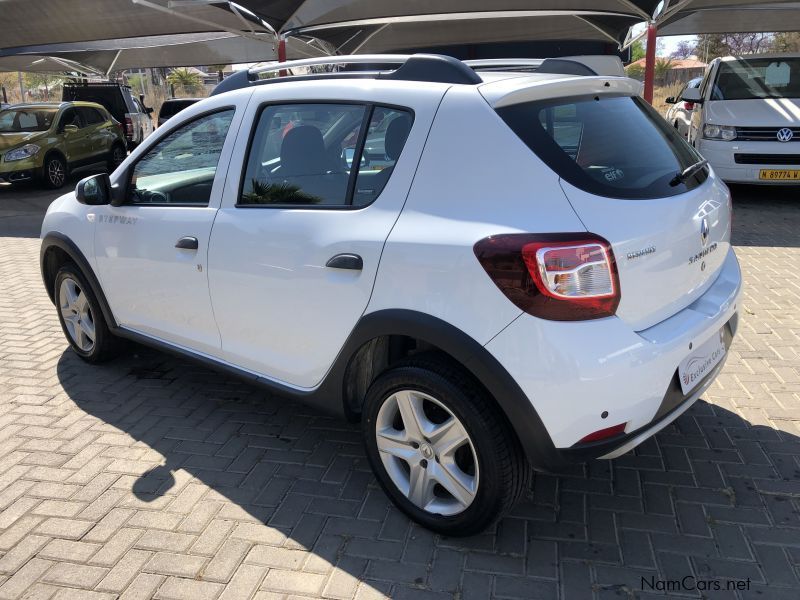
[777,128,794,142]
[700,217,710,246]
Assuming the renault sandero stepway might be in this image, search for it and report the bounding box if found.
[40,54,741,535]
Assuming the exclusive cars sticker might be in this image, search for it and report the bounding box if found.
[678,329,726,394]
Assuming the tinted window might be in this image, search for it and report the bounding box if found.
[160,100,198,120]
[78,107,105,125]
[711,57,800,100]
[240,103,366,206]
[129,109,234,206]
[498,95,707,199]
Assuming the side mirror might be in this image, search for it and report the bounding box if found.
[681,88,703,104]
[145,107,154,115]
[665,96,676,104]
[63,124,79,134]
[75,173,111,205]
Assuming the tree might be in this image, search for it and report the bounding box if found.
[772,32,800,53]
[625,63,645,81]
[630,40,646,63]
[166,68,202,94]
[694,33,774,61]
[670,40,696,60]
[654,57,675,85]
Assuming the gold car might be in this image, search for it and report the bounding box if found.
[0,101,127,189]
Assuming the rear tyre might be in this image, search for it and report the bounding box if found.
[362,355,529,536]
[107,143,126,171]
[42,154,67,189]
[54,264,122,363]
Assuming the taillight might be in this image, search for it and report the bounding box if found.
[683,101,695,110]
[473,233,620,321]
[578,423,626,444]
[124,116,133,139]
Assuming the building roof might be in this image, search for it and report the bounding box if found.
[628,57,707,69]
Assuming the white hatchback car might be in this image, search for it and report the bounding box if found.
[683,54,800,183]
[40,54,741,535]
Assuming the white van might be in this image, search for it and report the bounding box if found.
[683,54,800,183]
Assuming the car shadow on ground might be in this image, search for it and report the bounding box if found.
[55,341,800,597]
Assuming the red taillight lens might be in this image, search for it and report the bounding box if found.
[683,101,695,110]
[474,233,620,321]
[124,117,133,139]
[578,423,626,444]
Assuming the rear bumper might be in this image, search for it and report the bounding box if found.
[485,248,742,469]
[698,138,800,183]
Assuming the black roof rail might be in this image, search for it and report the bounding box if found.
[210,53,481,96]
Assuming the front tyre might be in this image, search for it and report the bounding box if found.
[362,356,529,536]
[42,154,67,189]
[54,264,121,363]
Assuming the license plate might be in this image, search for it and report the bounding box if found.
[678,329,726,395]
[759,169,800,180]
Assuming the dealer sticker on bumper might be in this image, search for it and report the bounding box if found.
[678,329,726,395]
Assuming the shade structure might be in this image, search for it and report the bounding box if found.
[302,13,645,54]
[657,1,800,35]
[0,0,271,50]
[0,55,101,76]
[233,1,661,32]
[0,33,328,75]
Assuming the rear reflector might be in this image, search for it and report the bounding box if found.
[474,233,620,321]
[578,423,627,443]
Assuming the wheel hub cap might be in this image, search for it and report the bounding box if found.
[58,278,95,352]
[375,389,479,516]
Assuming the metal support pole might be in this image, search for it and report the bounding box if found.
[643,21,657,104]
[278,36,287,77]
[17,71,25,102]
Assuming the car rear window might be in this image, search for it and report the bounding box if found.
[160,100,197,120]
[497,95,708,199]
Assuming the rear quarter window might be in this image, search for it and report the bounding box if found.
[497,95,708,199]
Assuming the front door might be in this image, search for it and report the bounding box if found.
[57,107,91,164]
[93,108,237,355]
[208,91,439,389]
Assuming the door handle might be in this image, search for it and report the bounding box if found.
[326,253,363,270]
[175,236,199,250]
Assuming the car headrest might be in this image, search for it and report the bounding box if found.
[280,125,327,176]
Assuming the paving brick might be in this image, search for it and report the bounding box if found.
[0,193,798,600]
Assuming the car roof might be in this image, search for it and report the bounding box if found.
[720,53,800,61]
[2,101,107,110]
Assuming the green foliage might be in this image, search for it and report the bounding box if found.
[625,63,645,81]
[654,57,675,83]
[166,68,202,94]
[630,40,646,63]
[242,179,321,205]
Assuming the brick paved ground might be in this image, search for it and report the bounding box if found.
[0,186,798,599]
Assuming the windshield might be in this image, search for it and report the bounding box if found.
[711,57,800,100]
[0,107,58,132]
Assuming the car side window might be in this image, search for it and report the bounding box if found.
[240,103,366,206]
[240,103,413,207]
[128,109,234,206]
[352,107,412,207]
[58,108,82,131]
[78,107,104,126]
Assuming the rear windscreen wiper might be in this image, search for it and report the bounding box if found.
[670,159,708,186]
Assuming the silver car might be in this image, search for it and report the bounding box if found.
[665,77,702,137]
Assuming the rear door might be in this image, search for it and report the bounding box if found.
[497,93,732,332]
[208,82,443,388]
[57,107,91,164]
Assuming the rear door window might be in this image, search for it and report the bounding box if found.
[239,103,413,208]
[497,95,708,199]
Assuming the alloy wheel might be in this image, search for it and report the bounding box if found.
[59,278,96,352]
[48,159,65,187]
[375,389,479,516]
